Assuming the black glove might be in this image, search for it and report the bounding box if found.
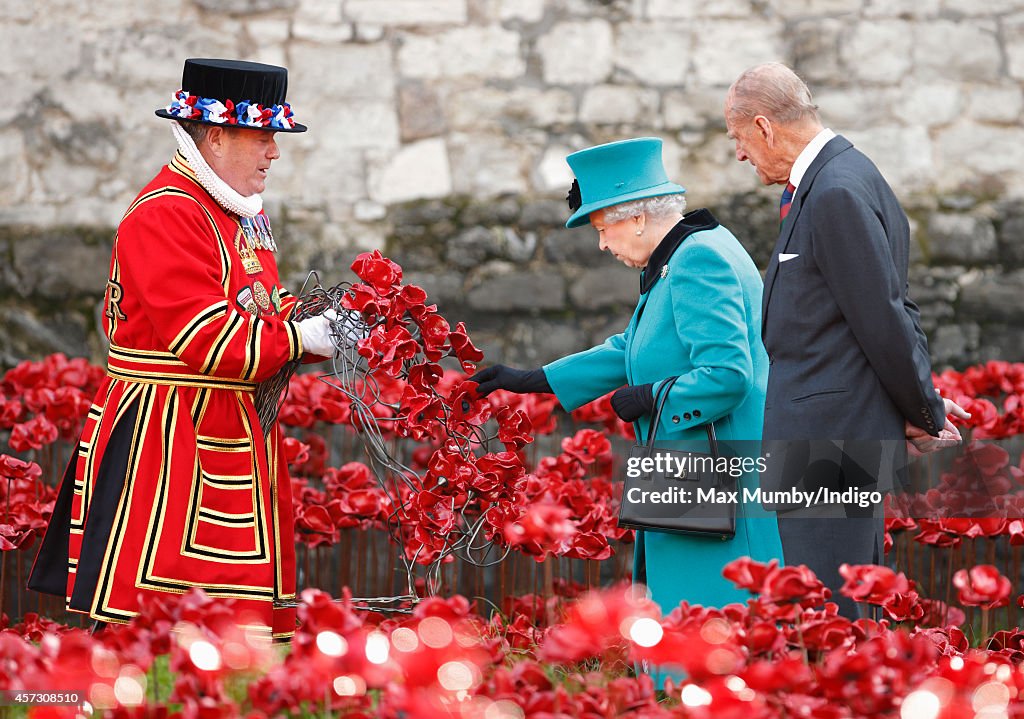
[610,383,655,423]
[469,365,552,397]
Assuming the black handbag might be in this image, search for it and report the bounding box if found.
[617,376,737,540]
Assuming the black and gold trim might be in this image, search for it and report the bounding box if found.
[200,309,246,375]
[75,385,152,622]
[169,301,230,356]
[107,343,257,392]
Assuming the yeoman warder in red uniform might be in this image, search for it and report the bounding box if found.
[28,58,338,639]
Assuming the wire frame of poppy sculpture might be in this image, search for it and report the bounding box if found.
[257,253,532,613]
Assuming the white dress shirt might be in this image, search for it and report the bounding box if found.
[789,128,836,190]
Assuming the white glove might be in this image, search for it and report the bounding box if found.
[297,310,368,357]
[298,315,335,357]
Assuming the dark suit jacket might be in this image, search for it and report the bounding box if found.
[759,135,945,497]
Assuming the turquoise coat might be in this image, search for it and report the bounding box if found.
[544,217,784,615]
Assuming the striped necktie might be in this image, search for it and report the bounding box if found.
[779,182,796,221]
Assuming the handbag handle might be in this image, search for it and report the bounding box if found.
[642,376,720,461]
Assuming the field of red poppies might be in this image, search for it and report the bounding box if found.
[3,252,1024,717]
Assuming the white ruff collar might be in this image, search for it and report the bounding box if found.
[171,122,263,218]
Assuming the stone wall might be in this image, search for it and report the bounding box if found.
[2,0,1024,369]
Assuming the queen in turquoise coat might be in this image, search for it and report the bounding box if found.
[471,137,783,625]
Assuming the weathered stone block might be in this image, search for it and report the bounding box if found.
[791,18,843,84]
[1004,13,1024,81]
[402,270,466,308]
[391,199,459,228]
[193,0,295,12]
[245,18,291,43]
[680,137,773,219]
[946,0,1024,15]
[569,266,638,310]
[913,20,1000,82]
[355,23,385,41]
[893,82,963,127]
[110,26,232,89]
[533,146,575,194]
[353,200,387,222]
[0,24,81,80]
[844,126,933,193]
[662,87,728,131]
[397,26,524,79]
[926,213,998,264]
[446,86,576,132]
[11,228,112,300]
[54,199,126,229]
[712,192,778,270]
[613,22,692,86]
[291,146,367,205]
[295,0,342,23]
[996,205,1024,267]
[0,307,93,369]
[292,22,354,42]
[815,87,898,128]
[300,100,400,150]
[502,228,537,262]
[446,226,504,269]
[864,0,940,16]
[398,82,446,141]
[345,0,467,24]
[0,0,35,21]
[934,125,1024,195]
[647,0,752,18]
[579,85,659,125]
[368,138,453,204]
[967,85,1024,123]
[499,0,544,22]
[290,42,394,101]
[466,267,565,311]
[590,313,635,345]
[929,323,980,369]
[766,0,863,17]
[909,266,961,306]
[469,316,586,366]
[959,269,1024,324]
[978,324,1024,364]
[448,133,526,196]
[445,224,537,266]
[507,319,588,365]
[461,197,522,227]
[521,200,568,230]
[0,78,37,128]
[543,227,608,267]
[32,159,105,206]
[840,20,913,83]
[691,20,784,87]
[537,20,613,84]
[0,129,29,206]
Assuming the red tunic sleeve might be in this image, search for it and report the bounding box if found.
[115,195,303,383]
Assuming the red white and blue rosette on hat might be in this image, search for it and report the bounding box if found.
[164,90,299,131]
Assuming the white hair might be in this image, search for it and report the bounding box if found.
[602,193,687,224]
[726,62,820,124]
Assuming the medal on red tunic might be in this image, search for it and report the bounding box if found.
[253,280,272,311]
[236,286,259,315]
[236,220,264,275]
[256,214,277,252]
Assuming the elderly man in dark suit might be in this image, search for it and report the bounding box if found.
[723,62,967,618]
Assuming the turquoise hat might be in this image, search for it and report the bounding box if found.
[564,137,686,229]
